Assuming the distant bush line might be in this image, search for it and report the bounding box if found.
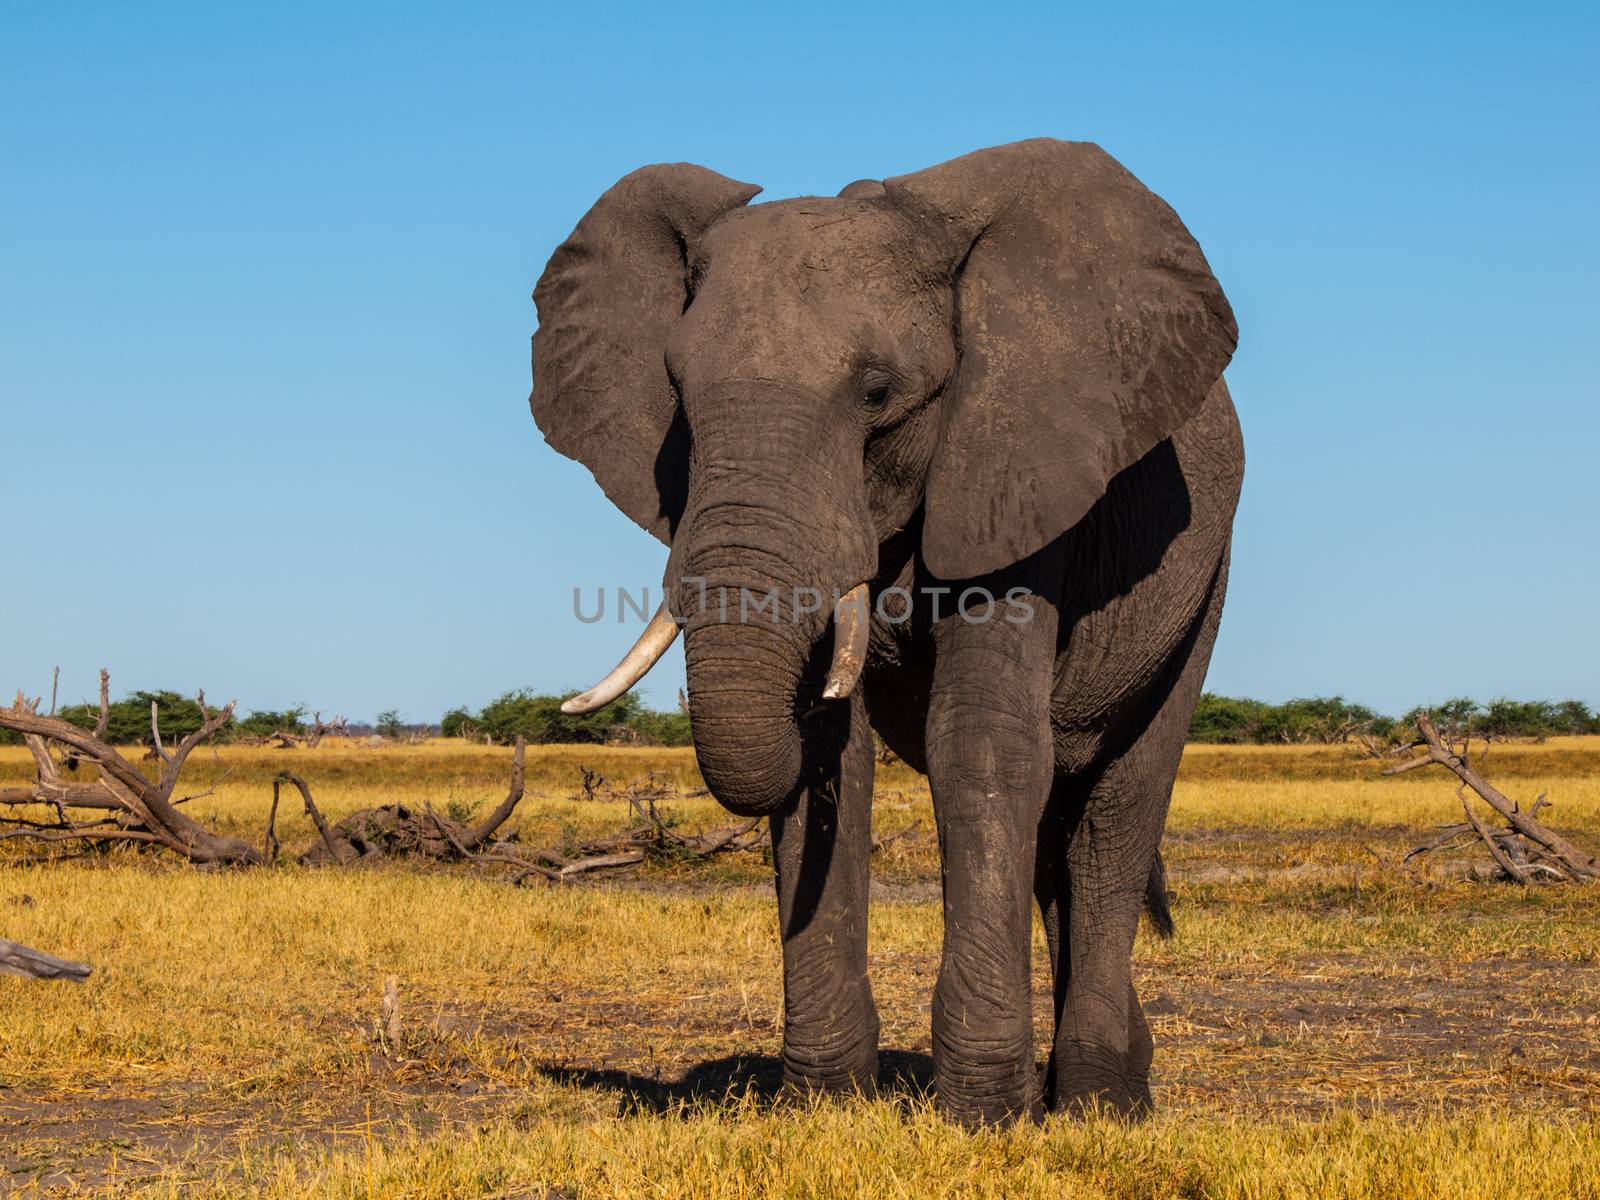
[0,691,318,748]
[0,687,690,749]
[1187,694,1600,745]
[440,690,692,747]
[4,688,1592,750]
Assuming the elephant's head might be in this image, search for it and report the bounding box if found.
[530,139,1236,815]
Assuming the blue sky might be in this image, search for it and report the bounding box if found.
[3,1,1596,723]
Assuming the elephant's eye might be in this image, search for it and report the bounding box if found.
[862,384,892,409]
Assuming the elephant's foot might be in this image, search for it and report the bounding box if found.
[937,1083,1045,1130]
[932,1063,1044,1129]
[1046,1040,1152,1121]
[780,986,880,1097]
[931,1017,1044,1128]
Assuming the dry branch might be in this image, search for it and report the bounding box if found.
[872,818,924,854]
[464,738,526,849]
[277,773,348,863]
[0,671,261,865]
[288,753,765,884]
[0,936,92,982]
[3,683,761,889]
[305,713,349,747]
[295,738,530,865]
[1395,713,1599,883]
[381,975,402,1046]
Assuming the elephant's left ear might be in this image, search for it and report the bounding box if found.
[884,139,1237,581]
[531,164,761,543]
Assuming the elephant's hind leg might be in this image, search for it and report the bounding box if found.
[770,691,879,1095]
[1036,780,1156,1116]
[1047,557,1228,1117]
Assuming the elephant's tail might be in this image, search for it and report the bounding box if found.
[1143,852,1174,939]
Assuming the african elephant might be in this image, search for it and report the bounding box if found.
[529,138,1241,1127]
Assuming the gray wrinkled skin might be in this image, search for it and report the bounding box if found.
[530,139,1243,1126]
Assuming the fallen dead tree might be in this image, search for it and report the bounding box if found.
[248,729,305,749]
[305,712,349,747]
[1393,713,1599,883]
[2,674,763,883]
[488,780,767,884]
[241,712,350,748]
[1,671,262,865]
[283,756,767,883]
[283,737,532,865]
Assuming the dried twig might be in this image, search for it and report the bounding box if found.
[264,777,282,863]
[381,975,402,1046]
[873,818,924,854]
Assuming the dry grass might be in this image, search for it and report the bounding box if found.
[2,738,1598,1196]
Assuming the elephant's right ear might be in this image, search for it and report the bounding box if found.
[530,164,761,542]
[884,140,1236,581]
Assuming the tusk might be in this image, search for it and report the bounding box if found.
[560,603,680,715]
[820,584,870,701]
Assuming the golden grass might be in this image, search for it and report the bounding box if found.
[164,1106,1600,1199]
[2,738,1599,1196]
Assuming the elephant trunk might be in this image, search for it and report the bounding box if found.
[669,501,822,814]
[665,382,878,816]
[677,582,869,816]
[682,613,807,816]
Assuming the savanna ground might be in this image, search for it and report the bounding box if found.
[3,736,1599,1198]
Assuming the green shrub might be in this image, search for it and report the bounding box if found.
[630,707,693,747]
[1399,696,1598,741]
[1190,694,1599,745]
[439,707,475,738]
[1187,693,1273,743]
[233,707,307,739]
[1554,699,1600,734]
[1255,696,1385,744]
[57,690,213,745]
[477,689,640,744]
[442,691,692,746]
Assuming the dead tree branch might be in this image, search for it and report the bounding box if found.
[304,712,349,747]
[4,687,758,888]
[0,671,260,865]
[290,755,763,883]
[276,773,348,863]
[0,937,92,982]
[462,737,526,849]
[1394,713,1599,883]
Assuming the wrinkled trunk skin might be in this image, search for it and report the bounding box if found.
[675,507,843,815]
[667,383,875,817]
[681,606,810,816]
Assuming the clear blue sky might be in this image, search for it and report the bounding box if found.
[3,1,1596,723]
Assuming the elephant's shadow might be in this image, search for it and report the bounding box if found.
[537,1049,935,1115]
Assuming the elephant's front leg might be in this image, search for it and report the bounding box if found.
[925,581,1059,1127]
[770,691,878,1094]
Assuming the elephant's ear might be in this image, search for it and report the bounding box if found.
[531,164,761,542]
[883,139,1236,580]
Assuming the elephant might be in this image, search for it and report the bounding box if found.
[528,138,1241,1127]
